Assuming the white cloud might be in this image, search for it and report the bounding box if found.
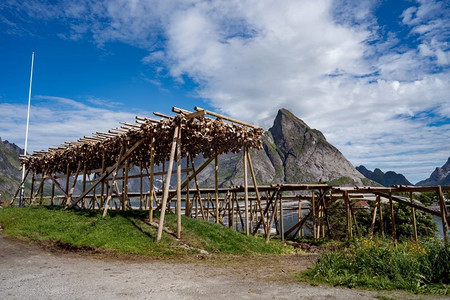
[0,96,146,153]
[2,0,450,183]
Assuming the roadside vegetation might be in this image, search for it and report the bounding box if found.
[0,206,291,257]
[301,237,449,295]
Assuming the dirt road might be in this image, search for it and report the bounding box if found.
[0,234,430,299]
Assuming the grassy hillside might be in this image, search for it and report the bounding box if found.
[0,207,291,257]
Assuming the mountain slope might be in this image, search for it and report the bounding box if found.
[416,157,450,186]
[356,165,412,186]
[0,138,22,199]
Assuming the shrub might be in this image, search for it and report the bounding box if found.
[303,237,450,295]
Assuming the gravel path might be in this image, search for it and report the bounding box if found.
[0,234,434,300]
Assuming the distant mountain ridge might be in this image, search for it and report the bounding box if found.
[416,157,450,186]
[1,138,24,156]
[356,165,412,187]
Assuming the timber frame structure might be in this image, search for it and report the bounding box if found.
[13,107,449,243]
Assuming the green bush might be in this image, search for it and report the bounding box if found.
[303,237,450,295]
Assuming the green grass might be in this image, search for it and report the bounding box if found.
[0,206,290,257]
[301,237,450,295]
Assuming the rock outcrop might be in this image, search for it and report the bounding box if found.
[416,157,450,186]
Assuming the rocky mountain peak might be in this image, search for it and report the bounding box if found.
[264,108,365,185]
[416,157,450,186]
[1,138,24,155]
[269,108,326,148]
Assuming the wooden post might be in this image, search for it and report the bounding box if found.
[82,163,88,208]
[344,191,352,238]
[349,200,359,235]
[280,193,284,241]
[91,173,96,209]
[65,164,70,204]
[265,191,281,243]
[38,171,45,205]
[243,147,249,235]
[246,150,268,235]
[176,126,182,239]
[149,137,155,222]
[312,191,316,241]
[122,158,129,210]
[156,126,179,242]
[389,191,397,244]
[102,162,123,216]
[410,192,418,242]
[378,195,384,238]
[139,167,143,210]
[231,192,235,229]
[50,172,55,206]
[370,204,378,239]
[214,154,219,224]
[191,158,206,221]
[227,191,232,228]
[100,151,106,208]
[321,192,331,238]
[185,156,190,217]
[298,200,303,238]
[11,168,30,206]
[161,161,165,192]
[29,172,35,205]
[437,186,448,242]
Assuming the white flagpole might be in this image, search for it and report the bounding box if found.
[19,52,34,206]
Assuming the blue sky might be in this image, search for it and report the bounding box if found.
[0,0,449,183]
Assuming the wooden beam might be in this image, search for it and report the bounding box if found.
[375,192,441,217]
[156,126,179,242]
[194,106,261,129]
[247,150,268,236]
